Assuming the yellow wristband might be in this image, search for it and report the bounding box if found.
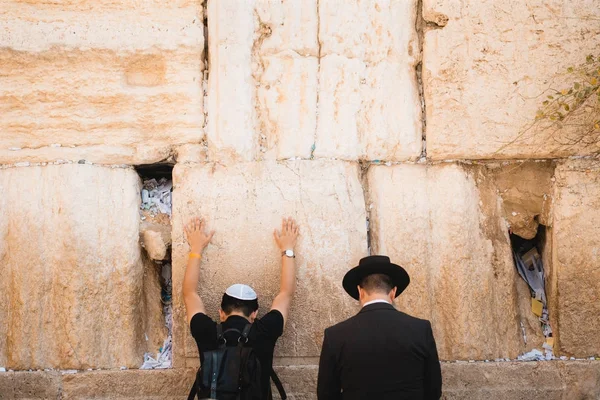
[189,252,202,259]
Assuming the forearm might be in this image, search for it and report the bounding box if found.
[279,255,297,296]
[183,252,202,297]
[183,251,206,322]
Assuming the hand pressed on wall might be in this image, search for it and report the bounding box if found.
[184,217,215,253]
[273,217,299,251]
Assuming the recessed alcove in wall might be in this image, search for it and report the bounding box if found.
[510,222,554,350]
[136,163,174,369]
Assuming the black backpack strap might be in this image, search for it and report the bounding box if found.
[187,368,201,400]
[187,382,197,400]
[210,351,219,399]
[271,369,287,400]
[240,324,252,343]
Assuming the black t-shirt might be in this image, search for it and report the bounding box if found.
[190,310,284,399]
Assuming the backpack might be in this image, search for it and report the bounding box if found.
[188,324,287,400]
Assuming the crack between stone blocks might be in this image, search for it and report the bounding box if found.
[358,160,373,256]
[251,11,272,160]
[312,0,322,160]
[415,0,427,161]
[201,0,210,161]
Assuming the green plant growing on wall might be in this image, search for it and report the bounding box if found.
[534,54,600,146]
[499,55,600,154]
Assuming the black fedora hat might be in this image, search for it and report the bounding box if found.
[342,255,410,300]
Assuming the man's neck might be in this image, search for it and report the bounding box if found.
[360,294,391,308]
[223,311,251,321]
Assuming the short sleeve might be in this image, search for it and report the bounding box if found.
[255,309,284,340]
[190,312,217,353]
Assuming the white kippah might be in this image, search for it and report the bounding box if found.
[225,284,258,301]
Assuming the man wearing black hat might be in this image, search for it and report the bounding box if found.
[317,255,442,400]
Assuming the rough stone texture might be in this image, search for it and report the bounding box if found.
[206,0,421,162]
[171,161,368,366]
[3,361,600,399]
[487,161,555,240]
[60,369,195,400]
[424,0,600,159]
[367,164,533,360]
[442,360,600,400]
[315,0,422,161]
[206,0,318,162]
[0,1,204,165]
[551,160,600,357]
[0,165,164,369]
[140,216,172,262]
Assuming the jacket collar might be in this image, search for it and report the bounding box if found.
[358,302,396,314]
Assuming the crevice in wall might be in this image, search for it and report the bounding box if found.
[358,160,373,255]
[415,0,427,161]
[201,0,210,160]
[511,223,555,360]
[313,0,322,159]
[135,164,174,369]
[252,11,273,160]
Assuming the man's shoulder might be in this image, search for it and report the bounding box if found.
[394,310,432,327]
[325,308,431,336]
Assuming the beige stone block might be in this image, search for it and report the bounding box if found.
[0,48,203,165]
[206,0,319,162]
[257,52,318,160]
[424,0,600,159]
[442,361,600,400]
[368,164,526,360]
[171,161,368,365]
[551,160,600,356]
[0,165,163,369]
[0,0,203,52]
[60,369,195,400]
[314,0,422,161]
[488,161,555,239]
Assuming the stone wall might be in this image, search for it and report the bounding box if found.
[1,0,599,398]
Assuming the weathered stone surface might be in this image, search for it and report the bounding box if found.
[140,217,172,262]
[0,0,203,52]
[315,0,422,161]
[60,369,195,400]
[424,0,600,159]
[0,0,204,165]
[551,160,600,357]
[442,360,600,400]
[368,164,529,360]
[3,361,600,399]
[0,165,164,369]
[0,47,203,165]
[0,370,61,400]
[487,161,555,240]
[206,0,421,162]
[171,161,368,366]
[206,0,318,162]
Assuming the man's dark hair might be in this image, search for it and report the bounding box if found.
[359,273,395,294]
[220,293,259,317]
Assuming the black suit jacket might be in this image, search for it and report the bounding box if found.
[317,302,442,400]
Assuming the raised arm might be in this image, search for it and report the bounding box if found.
[183,217,215,325]
[270,217,299,327]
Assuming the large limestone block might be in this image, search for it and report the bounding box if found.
[0,0,204,165]
[551,160,600,356]
[0,47,203,165]
[315,0,422,161]
[0,165,164,369]
[368,164,527,360]
[206,0,421,162]
[0,0,203,51]
[424,0,600,159]
[206,0,318,162]
[171,161,368,365]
